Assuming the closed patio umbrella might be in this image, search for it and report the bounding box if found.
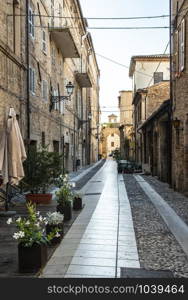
[0,108,27,211]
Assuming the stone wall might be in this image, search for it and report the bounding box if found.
[0,0,100,173]
[171,0,188,193]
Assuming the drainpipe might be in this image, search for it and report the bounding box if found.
[26,0,30,148]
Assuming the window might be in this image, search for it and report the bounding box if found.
[53,141,60,153]
[58,84,64,114]
[42,30,47,53]
[111,142,114,147]
[154,72,163,84]
[42,80,48,101]
[59,4,62,27]
[13,0,19,53]
[51,0,54,27]
[29,67,35,94]
[179,19,185,71]
[42,132,45,148]
[28,7,34,38]
[111,133,114,137]
[52,88,59,111]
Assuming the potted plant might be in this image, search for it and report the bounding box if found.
[46,212,64,245]
[22,147,63,204]
[73,192,83,210]
[55,174,73,221]
[7,202,60,273]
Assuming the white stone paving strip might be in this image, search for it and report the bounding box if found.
[134,175,188,258]
[40,161,108,278]
[40,160,140,278]
[50,160,103,198]
[69,160,103,183]
[117,175,140,274]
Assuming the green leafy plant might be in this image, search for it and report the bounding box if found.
[7,202,60,247]
[55,174,74,206]
[22,147,64,193]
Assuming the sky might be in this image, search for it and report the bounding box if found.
[79,0,170,122]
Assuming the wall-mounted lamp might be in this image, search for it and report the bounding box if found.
[50,82,74,112]
[172,118,184,131]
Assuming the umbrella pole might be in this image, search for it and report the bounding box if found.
[0,183,16,216]
[5,183,9,211]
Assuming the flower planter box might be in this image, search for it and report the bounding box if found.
[18,243,47,273]
[46,223,64,245]
[57,203,72,221]
[26,193,52,204]
[73,197,82,210]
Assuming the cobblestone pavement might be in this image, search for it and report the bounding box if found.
[123,174,188,278]
[142,175,188,226]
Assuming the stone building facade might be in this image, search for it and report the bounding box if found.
[139,100,171,183]
[0,0,100,173]
[129,54,170,94]
[132,81,170,178]
[171,0,188,193]
[0,0,27,137]
[118,91,134,160]
[100,114,120,158]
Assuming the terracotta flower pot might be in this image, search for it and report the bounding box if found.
[73,197,82,210]
[46,223,64,245]
[18,243,47,273]
[26,193,52,204]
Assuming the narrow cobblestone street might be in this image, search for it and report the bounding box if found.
[38,159,188,278]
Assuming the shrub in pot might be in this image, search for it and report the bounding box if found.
[22,147,63,204]
[7,202,60,273]
[55,174,73,221]
[73,193,83,210]
[46,212,64,245]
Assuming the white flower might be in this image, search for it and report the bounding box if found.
[13,231,25,239]
[19,231,25,238]
[35,222,40,227]
[36,211,40,216]
[46,212,64,225]
[25,220,30,225]
[7,218,12,225]
[55,232,61,238]
[16,217,21,223]
[39,216,43,222]
[13,232,19,240]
